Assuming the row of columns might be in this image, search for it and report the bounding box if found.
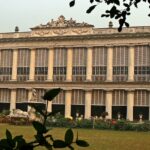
[65,89,135,120]
[5,46,135,82]
[9,88,135,121]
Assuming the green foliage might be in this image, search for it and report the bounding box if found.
[69,0,150,31]
[46,113,75,128]
[112,120,133,131]
[1,109,10,116]
[0,88,89,149]
[76,119,93,128]
[46,116,150,132]
[10,117,30,126]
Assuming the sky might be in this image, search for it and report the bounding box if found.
[0,0,150,33]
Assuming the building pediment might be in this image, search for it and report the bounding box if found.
[31,15,94,29]
[31,15,94,37]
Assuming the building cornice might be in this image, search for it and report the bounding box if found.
[0,81,150,90]
[0,32,150,43]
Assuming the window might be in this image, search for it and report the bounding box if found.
[17,49,30,81]
[72,90,85,105]
[112,90,127,106]
[52,90,65,104]
[0,49,12,81]
[134,90,149,106]
[0,89,10,103]
[92,47,107,81]
[53,48,67,81]
[35,48,48,81]
[134,46,150,81]
[72,48,87,81]
[16,89,28,103]
[92,90,105,105]
[113,46,128,82]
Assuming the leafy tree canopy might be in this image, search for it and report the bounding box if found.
[69,0,150,31]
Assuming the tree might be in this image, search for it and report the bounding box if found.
[69,0,150,31]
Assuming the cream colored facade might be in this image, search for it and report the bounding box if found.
[0,16,150,121]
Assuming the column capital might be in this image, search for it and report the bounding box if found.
[126,88,135,92]
[65,46,72,49]
[86,46,93,49]
[84,89,92,92]
[147,89,150,92]
[64,88,72,91]
[104,89,113,92]
[25,88,34,90]
[48,47,55,50]
[8,88,16,90]
[105,45,114,48]
[127,44,135,48]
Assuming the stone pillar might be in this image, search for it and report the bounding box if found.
[128,46,135,82]
[127,90,134,121]
[47,48,54,81]
[27,88,32,111]
[147,89,150,121]
[66,48,73,81]
[105,90,112,119]
[85,90,92,119]
[29,48,36,81]
[0,50,1,62]
[47,101,52,112]
[86,47,92,81]
[65,90,72,118]
[10,88,16,112]
[11,49,18,80]
[106,46,113,82]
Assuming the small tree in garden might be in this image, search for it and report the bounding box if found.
[0,88,89,150]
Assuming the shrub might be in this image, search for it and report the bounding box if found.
[10,116,31,126]
[112,120,134,131]
[1,109,10,116]
[133,122,150,132]
[94,119,112,130]
[46,116,76,128]
[76,119,93,128]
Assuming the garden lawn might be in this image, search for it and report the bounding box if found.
[0,124,150,150]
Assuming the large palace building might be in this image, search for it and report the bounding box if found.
[0,16,150,120]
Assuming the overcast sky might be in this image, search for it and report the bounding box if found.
[0,0,150,33]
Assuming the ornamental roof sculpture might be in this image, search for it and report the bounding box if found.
[31,15,94,30]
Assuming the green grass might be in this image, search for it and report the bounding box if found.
[0,124,150,150]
